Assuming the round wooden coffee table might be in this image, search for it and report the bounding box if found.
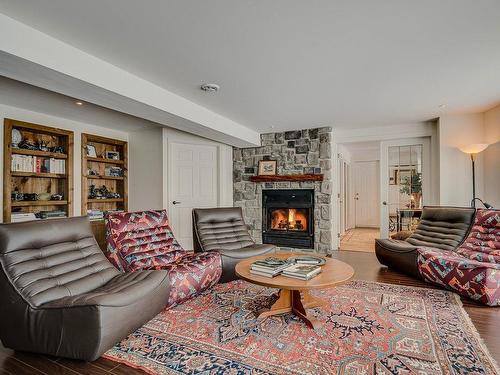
[235,253,354,329]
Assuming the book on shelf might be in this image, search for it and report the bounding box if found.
[87,209,104,221]
[281,264,322,280]
[11,212,38,222]
[37,210,67,219]
[11,155,65,174]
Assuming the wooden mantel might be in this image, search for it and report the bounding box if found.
[250,174,324,182]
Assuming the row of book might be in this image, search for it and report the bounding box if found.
[86,209,125,222]
[11,210,67,222]
[250,258,322,280]
[11,155,66,174]
[87,209,104,221]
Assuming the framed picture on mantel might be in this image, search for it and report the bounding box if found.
[258,160,277,176]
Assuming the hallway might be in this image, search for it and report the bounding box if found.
[340,227,379,252]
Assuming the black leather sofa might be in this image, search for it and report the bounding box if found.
[192,207,276,282]
[0,216,170,361]
[375,206,475,278]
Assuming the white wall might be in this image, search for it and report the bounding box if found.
[438,113,486,206]
[0,103,128,221]
[484,104,500,207]
[128,127,164,211]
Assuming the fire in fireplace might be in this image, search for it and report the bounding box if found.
[262,189,314,249]
[270,208,308,231]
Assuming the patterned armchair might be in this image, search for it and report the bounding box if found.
[105,210,222,307]
[418,209,500,306]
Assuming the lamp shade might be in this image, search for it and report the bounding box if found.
[458,143,489,154]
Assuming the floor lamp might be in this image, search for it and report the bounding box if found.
[458,143,489,208]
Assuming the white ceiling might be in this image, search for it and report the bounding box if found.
[1,0,500,133]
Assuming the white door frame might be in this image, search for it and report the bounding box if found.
[379,137,431,238]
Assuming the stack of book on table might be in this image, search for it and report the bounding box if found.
[282,264,322,280]
[250,258,289,278]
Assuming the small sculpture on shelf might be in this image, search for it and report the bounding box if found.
[89,184,121,200]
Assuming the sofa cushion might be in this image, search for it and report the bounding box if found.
[106,210,186,271]
[417,248,500,306]
[0,216,120,308]
[158,252,222,307]
[374,238,421,278]
[455,209,500,264]
[407,206,475,251]
[193,207,255,251]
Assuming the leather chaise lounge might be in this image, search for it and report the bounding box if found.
[0,216,170,361]
[376,206,475,278]
[192,207,276,283]
[376,206,500,306]
[105,209,222,307]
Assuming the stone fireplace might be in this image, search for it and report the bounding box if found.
[233,127,333,253]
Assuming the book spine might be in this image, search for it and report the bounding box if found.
[249,269,276,278]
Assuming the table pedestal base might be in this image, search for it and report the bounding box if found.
[257,289,326,329]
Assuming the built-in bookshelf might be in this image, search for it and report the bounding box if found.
[81,133,128,226]
[3,119,74,223]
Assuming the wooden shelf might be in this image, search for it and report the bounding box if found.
[12,200,68,207]
[87,198,124,203]
[3,119,74,223]
[86,175,124,181]
[82,133,128,216]
[250,174,324,182]
[86,157,124,165]
[11,148,68,159]
[12,171,66,179]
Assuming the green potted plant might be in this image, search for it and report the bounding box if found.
[400,171,422,208]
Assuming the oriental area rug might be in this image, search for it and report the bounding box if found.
[104,280,499,375]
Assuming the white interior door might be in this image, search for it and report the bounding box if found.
[380,137,430,239]
[353,161,380,227]
[168,142,218,248]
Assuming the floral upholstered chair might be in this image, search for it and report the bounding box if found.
[417,209,500,306]
[105,210,222,307]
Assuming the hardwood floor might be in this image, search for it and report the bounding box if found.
[340,227,378,252]
[1,251,499,374]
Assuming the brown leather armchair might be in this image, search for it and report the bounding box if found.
[0,216,170,361]
[375,206,475,277]
[192,207,276,282]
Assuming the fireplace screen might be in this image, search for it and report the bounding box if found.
[270,208,308,231]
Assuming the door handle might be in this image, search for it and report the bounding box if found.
[382,201,387,205]
[172,201,181,205]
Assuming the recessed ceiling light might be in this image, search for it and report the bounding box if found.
[200,83,220,92]
[75,101,84,106]
[438,104,446,109]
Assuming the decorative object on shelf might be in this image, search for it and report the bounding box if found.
[38,193,52,201]
[257,160,277,176]
[88,168,99,176]
[105,151,120,160]
[105,166,123,177]
[89,184,121,199]
[11,128,22,148]
[50,146,65,154]
[17,139,38,150]
[11,190,24,201]
[22,193,38,201]
[458,143,489,208]
[86,144,97,157]
[51,194,64,201]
